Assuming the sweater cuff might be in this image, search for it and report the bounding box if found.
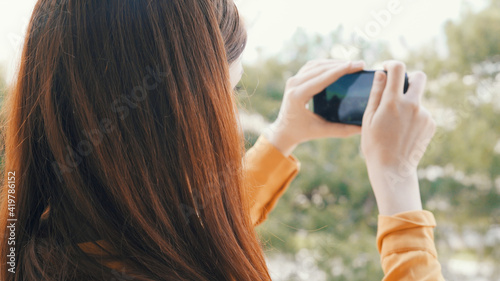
[244,135,300,226]
[377,210,437,259]
[245,135,300,177]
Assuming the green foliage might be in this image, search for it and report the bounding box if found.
[445,2,500,74]
[0,65,7,105]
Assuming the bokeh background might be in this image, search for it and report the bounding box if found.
[1,0,499,280]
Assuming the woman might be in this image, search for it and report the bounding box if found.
[0,0,443,280]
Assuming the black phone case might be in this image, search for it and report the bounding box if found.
[313,70,409,126]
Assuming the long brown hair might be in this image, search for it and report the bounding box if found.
[0,0,271,280]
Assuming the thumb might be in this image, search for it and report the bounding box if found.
[362,71,387,126]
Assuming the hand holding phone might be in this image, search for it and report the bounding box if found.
[262,60,366,157]
[361,61,436,216]
[313,70,409,126]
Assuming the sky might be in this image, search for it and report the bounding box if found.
[0,0,489,84]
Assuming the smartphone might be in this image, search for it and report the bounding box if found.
[312,70,409,126]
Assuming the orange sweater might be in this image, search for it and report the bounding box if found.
[79,135,444,280]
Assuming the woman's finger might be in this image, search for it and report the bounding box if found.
[362,71,387,126]
[306,110,362,139]
[404,71,427,105]
[291,60,359,87]
[381,61,406,105]
[293,61,365,104]
[322,122,362,138]
[296,59,346,75]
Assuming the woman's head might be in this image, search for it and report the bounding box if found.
[215,0,247,88]
[0,0,269,280]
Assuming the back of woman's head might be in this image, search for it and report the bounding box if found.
[0,0,271,280]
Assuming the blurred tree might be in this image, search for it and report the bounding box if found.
[445,0,500,75]
[0,65,7,101]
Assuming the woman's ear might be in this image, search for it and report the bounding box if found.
[229,59,243,88]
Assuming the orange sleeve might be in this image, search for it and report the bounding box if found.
[243,135,300,226]
[377,210,445,281]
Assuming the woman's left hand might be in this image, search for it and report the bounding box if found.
[263,60,366,157]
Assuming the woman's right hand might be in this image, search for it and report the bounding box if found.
[361,61,436,216]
